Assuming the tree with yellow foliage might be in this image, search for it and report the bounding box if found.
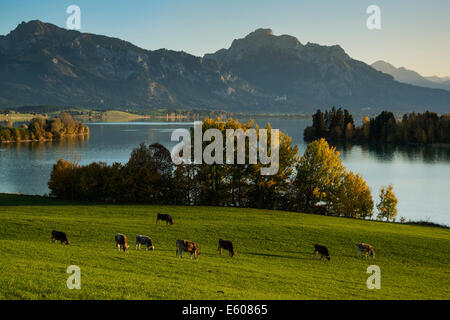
[190,118,298,208]
[376,185,398,221]
[293,138,346,213]
[333,171,373,218]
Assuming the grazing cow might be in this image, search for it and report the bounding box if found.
[51,230,70,245]
[176,239,199,260]
[356,243,375,258]
[314,244,331,260]
[135,235,155,251]
[156,213,174,225]
[217,239,236,257]
[115,233,129,252]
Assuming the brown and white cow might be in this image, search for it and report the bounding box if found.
[156,213,174,225]
[115,233,129,252]
[176,239,199,259]
[135,235,155,251]
[217,239,236,257]
[52,230,70,245]
[356,243,375,258]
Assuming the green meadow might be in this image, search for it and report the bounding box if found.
[0,194,448,300]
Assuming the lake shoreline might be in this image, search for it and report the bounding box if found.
[0,132,89,144]
[1,120,449,226]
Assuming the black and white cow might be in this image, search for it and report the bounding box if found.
[135,235,155,251]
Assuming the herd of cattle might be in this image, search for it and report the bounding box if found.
[51,212,376,260]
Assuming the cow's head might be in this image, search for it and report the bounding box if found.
[65,240,70,245]
[169,218,174,225]
[150,245,155,251]
[230,250,236,257]
[369,249,375,258]
[326,255,331,261]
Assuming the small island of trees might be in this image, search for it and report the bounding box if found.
[0,112,89,142]
[304,107,450,144]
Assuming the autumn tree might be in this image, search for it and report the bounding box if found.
[246,122,298,209]
[376,185,398,221]
[344,123,354,141]
[333,171,373,218]
[181,118,298,208]
[188,118,230,206]
[59,112,75,134]
[50,118,63,137]
[48,159,80,200]
[293,138,346,213]
[361,116,370,141]
[29,116,48,140]
[123,143,174,204]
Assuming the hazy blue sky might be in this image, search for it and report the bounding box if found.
[1,0,449,76]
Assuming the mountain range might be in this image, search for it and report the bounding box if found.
[371,60,450,91]
[1,20,449,113]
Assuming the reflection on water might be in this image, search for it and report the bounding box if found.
[0,136,89,195]
[0,119,449,225]
[338,143,450,163]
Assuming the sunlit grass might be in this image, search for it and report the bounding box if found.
[0,194,449,300]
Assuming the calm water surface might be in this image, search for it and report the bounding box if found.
[1,119,449,225]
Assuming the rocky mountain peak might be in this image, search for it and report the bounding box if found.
[204,28,303,63]
[245,28,274,38]
[237,28,302,50]
[7,20,60,39]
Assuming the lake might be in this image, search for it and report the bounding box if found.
[1,119,449,225]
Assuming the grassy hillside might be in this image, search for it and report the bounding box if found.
[0,194,448,300]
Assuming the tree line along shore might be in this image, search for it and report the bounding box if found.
[48,117,399,223]
[0,106,233,123]
[304,108,450,145]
